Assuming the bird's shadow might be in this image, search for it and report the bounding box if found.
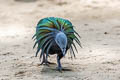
[51,67,72,72]
[14,0,37,3]
[41,63,73,73]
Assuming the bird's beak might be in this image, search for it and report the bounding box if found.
[62,49,66,56]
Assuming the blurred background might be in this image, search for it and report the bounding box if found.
[0,0,120,80]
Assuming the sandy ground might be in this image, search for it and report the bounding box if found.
[0,0,120,80]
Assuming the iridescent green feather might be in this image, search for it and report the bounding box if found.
[33,17,81,57]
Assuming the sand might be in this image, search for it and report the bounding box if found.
[0,0,120,80]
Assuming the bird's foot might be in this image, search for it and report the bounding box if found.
[56,67,62,72]
[40,60,54,66]
[47,61,56,64]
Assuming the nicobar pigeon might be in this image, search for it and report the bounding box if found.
[32,17,82,71]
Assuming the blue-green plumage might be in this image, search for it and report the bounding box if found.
[33,17,81,71]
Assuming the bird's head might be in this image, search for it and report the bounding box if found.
[55,32,67,56]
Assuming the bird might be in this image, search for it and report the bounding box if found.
[32,17,82,71]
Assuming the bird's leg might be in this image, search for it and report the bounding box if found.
[40,53,49,66]
[40,53,52,65]
[45,54,50,64]
[45,54,51,64]
[40,53,46,65]
[45,54,55,64]
[56,54,63,72]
